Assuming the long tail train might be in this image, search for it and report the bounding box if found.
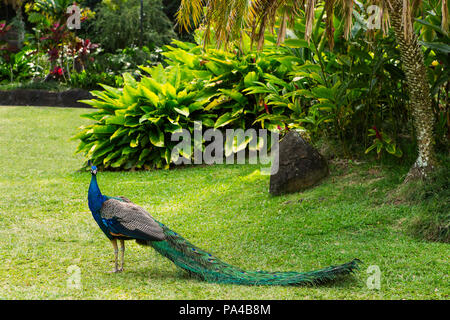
[138,222,360,286]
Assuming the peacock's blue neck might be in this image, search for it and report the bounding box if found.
[88,174,107,214]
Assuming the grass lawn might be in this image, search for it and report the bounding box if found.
[0,106,448,300]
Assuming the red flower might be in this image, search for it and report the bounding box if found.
[264,103,270,114]
[50,66,63,76]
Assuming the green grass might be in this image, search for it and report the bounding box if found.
[0,81,71,92]
[0,106,448,300]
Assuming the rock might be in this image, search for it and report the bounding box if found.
[269,131,329,195]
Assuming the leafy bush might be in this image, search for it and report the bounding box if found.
[248,12,408,157]
[73,40,298,169]
[87,46,162,79]
[0,46,43,83]
[74,5,449,169]
[91,0,176,53]
[74,69,216,169]
[68,70,123,90]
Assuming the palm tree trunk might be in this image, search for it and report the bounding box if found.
[388,0,436,180]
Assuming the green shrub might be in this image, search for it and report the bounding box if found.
[74,68,217,169]
[91,0,176,52]
[73,40,298,169]
[87,46,162,80]
[0,47,41,83]
[68,70,123,90]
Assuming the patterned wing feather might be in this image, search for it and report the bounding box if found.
[100,199,166,241]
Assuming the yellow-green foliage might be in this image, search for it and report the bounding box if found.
[73,40,298,170]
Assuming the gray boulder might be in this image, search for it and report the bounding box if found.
[269,131,328,195]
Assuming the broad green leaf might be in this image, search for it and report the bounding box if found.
[174,106,190,117]
[110,127,128,141]
[219,89,247,105]
[140,86,159,107]
[283,38,310,48]
[103,149,122,164]
[122,73,137,88]
[141,76,163,93]
[312,86,335,101]
[244,71,259,87]
[204,96,229,111]
[163,82,177,99]
[93,125,116,135]
[149,128,165,147]
[139,148,151,161]
[105,115,125,125]
[214,112,236,128]
[419,41,450,54]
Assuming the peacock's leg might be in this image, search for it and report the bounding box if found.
[109,238,119,273]
[118,239,125,272]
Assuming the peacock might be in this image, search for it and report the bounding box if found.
[87,162,360,285]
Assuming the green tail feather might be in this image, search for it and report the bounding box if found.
[144,222,360,286]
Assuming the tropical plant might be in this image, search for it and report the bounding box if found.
[365,126,403,158]
[87,45,163,79]
[73,39,298,169]
[239,13,408,157]
[73,68,218,169]
[0,39,40,82]
[176,0,449,180]
[159,38,301,131]
[68,69,123,89]
[26,0,97,79]
[90,0,176,52]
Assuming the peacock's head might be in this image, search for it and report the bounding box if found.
[88,160,98,175]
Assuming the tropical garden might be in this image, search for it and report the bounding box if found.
[0,0,448,300]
